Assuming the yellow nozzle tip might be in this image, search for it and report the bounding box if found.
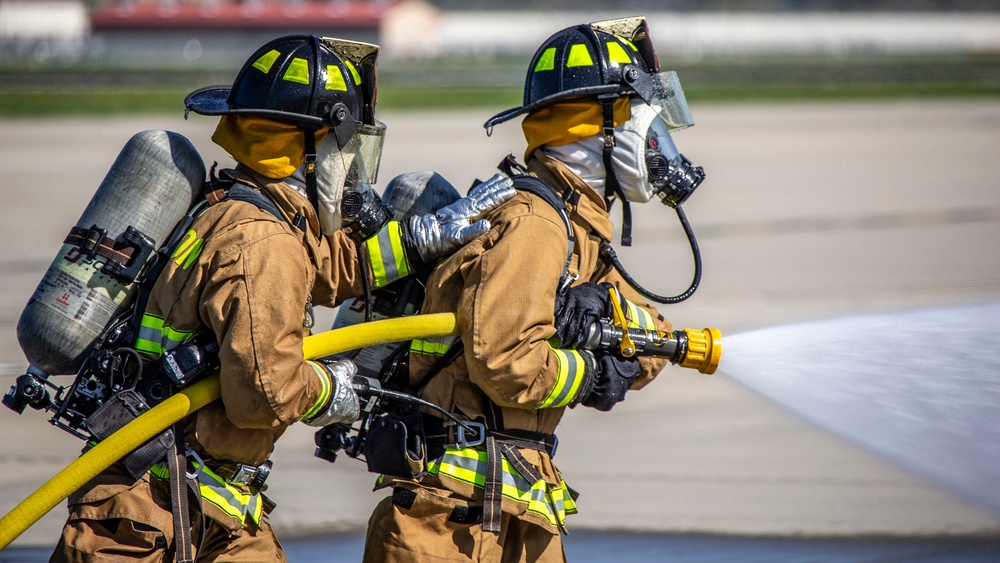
[680,327,722,375]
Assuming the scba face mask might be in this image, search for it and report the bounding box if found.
[306,120,386,235]
[541,100,704,207]
[614,100,706,207]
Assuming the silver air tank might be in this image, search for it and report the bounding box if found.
[16,130,206,377]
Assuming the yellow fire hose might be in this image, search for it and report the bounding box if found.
[0,313,459,550]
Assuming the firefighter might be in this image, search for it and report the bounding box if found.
[362,17,708,562]
[50,34,513,562]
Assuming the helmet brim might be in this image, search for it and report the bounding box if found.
[184,85,235,116]
[185,85,326,128]
[484,84,625,131]
[484,105,527,131]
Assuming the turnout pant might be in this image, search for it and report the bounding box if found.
[49,465,285,563]
[363,485,566,563]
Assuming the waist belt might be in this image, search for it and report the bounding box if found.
[422,414,558,460]
[421,414,559,533]
[204,459,273,495]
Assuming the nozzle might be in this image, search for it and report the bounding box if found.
[583,321,722,374]
[679,328,722,374]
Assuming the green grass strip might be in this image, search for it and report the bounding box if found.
[0,82,997,118]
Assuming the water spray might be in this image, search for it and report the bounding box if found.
[717,303,1000,517]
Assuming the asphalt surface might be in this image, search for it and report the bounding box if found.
[2,101,1000,549]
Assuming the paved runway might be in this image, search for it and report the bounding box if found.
[2,101,1000,548]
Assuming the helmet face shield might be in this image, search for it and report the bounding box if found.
[346,119,386,185]
[628,70,694,132]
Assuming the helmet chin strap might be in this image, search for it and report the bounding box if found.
[302,127,319,212]
[600,96,633,247]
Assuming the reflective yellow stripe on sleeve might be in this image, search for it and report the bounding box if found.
[134,313,196,357]
[300,361,332,422]
[410,335,459,357]
[363,220,413,288]
[539,347,587,409]
[625,299,656,330]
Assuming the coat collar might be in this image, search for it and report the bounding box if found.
[526,150,614,243]
[231,164,322,238]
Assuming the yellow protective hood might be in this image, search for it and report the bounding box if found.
[521,97,630,161]
[212,115,329,179]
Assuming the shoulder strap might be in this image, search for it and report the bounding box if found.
[225,184,286,224]
[510,174,577,293]
[207,168,287,224]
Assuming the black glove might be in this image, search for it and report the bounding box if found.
[578,351,641,412]
[554,282,613,349]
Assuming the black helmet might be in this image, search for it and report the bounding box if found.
[485,17,691,133]
[186,34,379,148]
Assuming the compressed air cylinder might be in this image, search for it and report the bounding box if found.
[16,130,206,377]
[329,172,461,378]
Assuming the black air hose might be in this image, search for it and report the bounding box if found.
[601,205,702,304]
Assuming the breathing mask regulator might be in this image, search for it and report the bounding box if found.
[305,118,386,236]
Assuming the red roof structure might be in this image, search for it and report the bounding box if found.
[90,1,395,31]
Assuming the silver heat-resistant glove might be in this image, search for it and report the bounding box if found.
[405,173,515,265]
[302,359,361,427]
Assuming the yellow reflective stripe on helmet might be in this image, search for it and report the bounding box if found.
[325,65,348,91]
[363,221,412,288]
[410,335,458,357]
[625,300,656,330]
[566,43,594,68]
[540,348,586,409]
[534,47,557,72]
[252,49,281,74]
[150,462,263,525]
[344,59,362,85]
[300,361,331,421]
[171,229,204,270]
[284,57,310,85]
[606,41,632,65]
[426,447,578,527]
[135,313,196,356]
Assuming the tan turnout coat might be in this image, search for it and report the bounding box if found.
[59,166,368,549]
[394,151,671,532]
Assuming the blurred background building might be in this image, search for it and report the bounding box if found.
[2,0,999,111]
[4,0,1000,64]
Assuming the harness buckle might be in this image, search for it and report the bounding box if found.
[557,272,579,295]
[207,459,272,493]
[228,463,257,486]
[444,420,485,449]
[184,446,204,481]
[81,224,107,257]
